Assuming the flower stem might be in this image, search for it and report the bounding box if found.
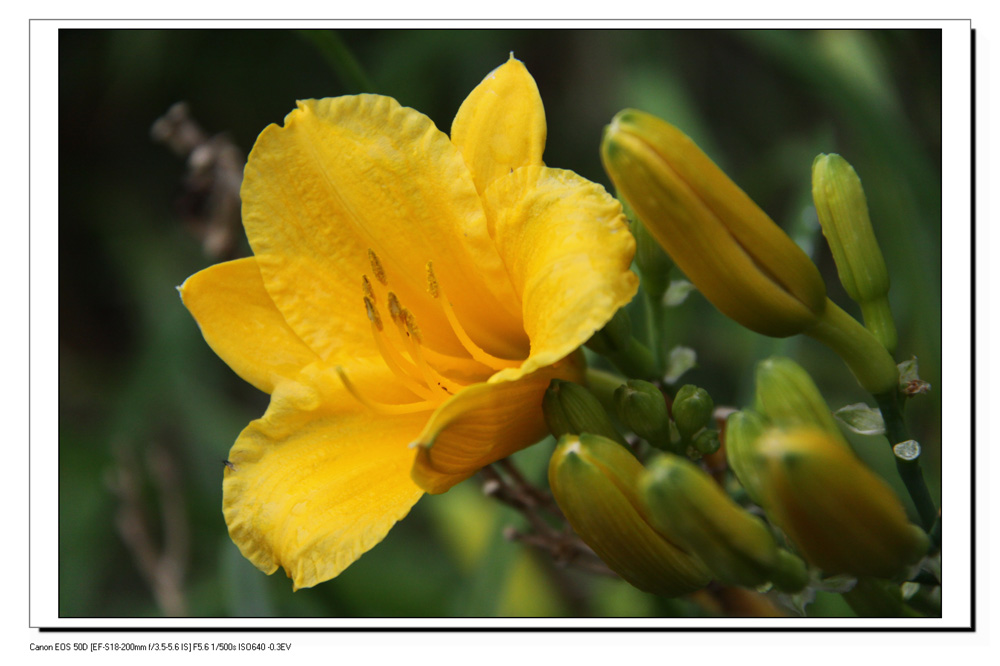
[643,289,665,375]
[874,389,938,531]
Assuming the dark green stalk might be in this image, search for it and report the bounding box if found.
[874,390,938,531]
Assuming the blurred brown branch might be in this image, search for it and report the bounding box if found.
[151,102,245,260]
[107,443,189,617]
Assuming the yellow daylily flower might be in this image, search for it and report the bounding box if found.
[179,55,638,589]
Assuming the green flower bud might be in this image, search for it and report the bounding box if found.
[613,380,673,449]
[812,154,897,353]
[543,379,627,446]
[549,434,712,596]
[754,426,930,578]
[601,109,828,338]
[842,577,907,617]
[641,454,780,588]
[724,410,768,507]
[672,384,715,441]
[753,356,845,442]
[692,428,720,456]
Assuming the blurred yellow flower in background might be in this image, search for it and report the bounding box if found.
[179,55,637,589]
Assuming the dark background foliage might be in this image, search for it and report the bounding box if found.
[58,28,942,617]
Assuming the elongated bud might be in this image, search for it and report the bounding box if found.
[641,454,782,588]
[754,356,844,441]
[613,380,673,449]
[754,426,930,578]
[601,109,828,338]
[672,384,715,441]
[812,154,897,353]
[543,379,627,446]
[549,434,712,596]
[724,410,768,506]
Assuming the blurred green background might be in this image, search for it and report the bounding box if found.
[59,28,942,618]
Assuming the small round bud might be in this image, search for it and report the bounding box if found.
[672,384,715,441]
[613,380,672,448]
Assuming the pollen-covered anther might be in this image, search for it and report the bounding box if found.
[426,262,440,298]
[363,296,383,331]
[387,291,404,324]
[403,309,423,343]
[368,248,388,286]
[362,274,376,301]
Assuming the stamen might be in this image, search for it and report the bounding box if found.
[387,291,404,324]
[426,261,521,371]
[368,248,388,286]
[426,262,439,298]
[363,296,383,332]
[403,309,423,344]
[336,366,434,415]
[362,274,375,301]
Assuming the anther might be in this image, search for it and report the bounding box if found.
[364,296,383,331]
[387,292,404,323]
[426,262,440,298]
[362,274,375,300]
[368,248,388,286]
[403,309,423,344]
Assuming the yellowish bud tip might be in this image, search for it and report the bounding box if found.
[754,426,929,578]
[601,109,828,338]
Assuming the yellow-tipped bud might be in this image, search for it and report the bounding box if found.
[724,410,768,507]
[543,379,627,447]
[601,109,828,338]
[754,356,845,441]
[641,454,784,588]
[548,434,711,596]
[753,427,930,578]
[812,154,897,353]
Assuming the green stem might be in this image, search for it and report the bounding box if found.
[874,389,938,531]
[804,299,898,395]
[607,338,658,381]
[643,289,665,375]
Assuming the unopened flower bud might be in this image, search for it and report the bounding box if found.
[754,426,930,578]
[754,356,845,442]
[724,410,768,507]
[812,154,897,353]
[549,434,711,596]
[641,454,781,588]
[672,384,715,441]
[543,379,627,446]
[613,380,672,449]
[692,428,721,456]
[601,109,828,338]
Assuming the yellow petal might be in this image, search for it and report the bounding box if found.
[223,361,428,590]
[241,94,526,362]
[179,257,320,394]
[451,55,546,195]
[484,166,639,382]
[411,354,585,494]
